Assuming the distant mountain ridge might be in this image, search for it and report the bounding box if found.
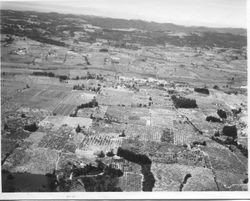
[1,9,247,36]
[81,15,247,36]
[1,9,247,49]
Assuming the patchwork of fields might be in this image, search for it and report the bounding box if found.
[1,9,248,193]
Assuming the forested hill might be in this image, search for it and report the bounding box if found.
[1,10,247,49]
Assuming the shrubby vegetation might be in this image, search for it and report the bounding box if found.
[160,128,174,143]
[217,109,227,119]
[32,71,55,77]
[243,178,248,184]
[179,173,192,191]
[23,122,38,132]
[73,84,101,92]
[117,147,151,165]
[213,85,219,90]
[77,98,98,109]
[206,116,222,123]
[58,161,123,192]
[141,164,155,191]
[73,84,85,90]
[32,72,69,82]
[103,164,123,177]
[116,147,155,191]
[232,108,241,116]
[212,135,248,158]
[97,151,105,158]
[119,130,126,137]
[72,72,103,82]
[29,35,66,46]
[72,163,103,177]
[191,141,206,147]
[75,125,81,133]
[71,98,98,117]
[99,48,108,52]
[222,125,237,138]
[4,35,14,44]
[194,87,209,95]
[83,72,104,80]
[106,150,115,157]
[236,144,248,158]
[58,75,69,82]
[2,22,66,47]
[171,95,197,108]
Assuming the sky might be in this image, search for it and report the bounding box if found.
[0,0,247,28]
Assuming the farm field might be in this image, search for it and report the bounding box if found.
[0,9,248,193]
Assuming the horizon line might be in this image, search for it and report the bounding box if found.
[1,8,247,30]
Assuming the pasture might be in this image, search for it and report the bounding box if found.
[39,116,92,129]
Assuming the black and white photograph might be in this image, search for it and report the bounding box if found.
[0,0,249,198]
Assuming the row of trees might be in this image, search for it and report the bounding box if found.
[77,98,98,109]
[32,71,69,82]
[79,72,104,81]
[72,73,103,81]
[71,98,98,117]
[32,71,55,77]
[73,84,101,92]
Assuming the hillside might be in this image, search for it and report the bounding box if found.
[0,10,247,49]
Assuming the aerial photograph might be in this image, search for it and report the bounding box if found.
[0,0,248,193]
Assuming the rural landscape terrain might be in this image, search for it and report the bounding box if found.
[1,9,248,192]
